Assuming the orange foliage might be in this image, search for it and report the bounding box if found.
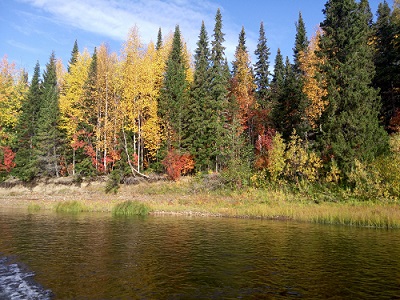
[162,149,195,181]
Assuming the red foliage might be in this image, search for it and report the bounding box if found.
[0,146,16,173]
[162,149,195,181]
[389,109,400,133]
[254,128,275,170]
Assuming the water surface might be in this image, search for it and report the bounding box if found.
[0,209,399,299]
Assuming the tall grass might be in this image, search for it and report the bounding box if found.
[112,200,150,216]
[55,200,88,213]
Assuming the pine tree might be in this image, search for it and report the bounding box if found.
[317,0,388,174]
[67,40,79,73]
[209,8,230,171]
[254,21,270,108]
[13,62,42,180]
[159,25,188,151]
[35,52,62,177]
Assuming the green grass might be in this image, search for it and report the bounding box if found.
[55,200,88,213]
[27,203,41,212]
[112,200,150,216]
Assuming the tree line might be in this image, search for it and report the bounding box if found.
[0,0,399,196]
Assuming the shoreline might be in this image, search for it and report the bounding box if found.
[0,177,399,228]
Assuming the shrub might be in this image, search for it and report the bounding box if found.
[162,149,195,181]
[105,169,121,194]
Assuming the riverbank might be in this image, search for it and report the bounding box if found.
[0,176,399,228]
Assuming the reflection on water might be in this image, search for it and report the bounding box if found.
[0,209,400,299]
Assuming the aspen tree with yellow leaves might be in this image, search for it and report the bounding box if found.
[59,49,91,175]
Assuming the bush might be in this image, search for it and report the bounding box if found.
[162,149,195,181]
[105,170,121,194]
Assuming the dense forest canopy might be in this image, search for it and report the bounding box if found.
[0,0,399,199]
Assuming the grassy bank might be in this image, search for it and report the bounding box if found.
[1,177,399,228]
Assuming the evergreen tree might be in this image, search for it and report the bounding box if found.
[186,21,214,170]
[159,25,188,151]
[83,47,98,131]
[292,12,309,137]
[209,8,230,171]
[156,27,163,51]
[373,1,400,130]
[293,12,308,72]
[13,62,42,180]
[254,21,270,108]
[35,52,62,177]
[67,40,79,73]
[317,0,388,174]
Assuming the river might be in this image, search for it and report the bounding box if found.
[0,208,399,299]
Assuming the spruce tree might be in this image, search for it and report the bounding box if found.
[156,28,163,51]
[159,25,188,151]
[254,21,270,108]
[317,0,388,174]
[13,62,42,180]
[209,8,230,171]
[35,52,62,177]
[373,1,400,130]
[292,12,309,137]
[186,21,214,170]
[67,40,79,73]
[293,12,308,73]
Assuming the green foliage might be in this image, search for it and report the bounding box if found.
[186,21,216,171]
[105,169,121,194]
[35,52,62,177]
[55,200,87,213]
[254,21,270,107]
[112,200,150,216]
[317,0,389,174]
[13,62,42,180]
[159,25,189,151]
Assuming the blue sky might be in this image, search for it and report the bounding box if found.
[0,0,392,76]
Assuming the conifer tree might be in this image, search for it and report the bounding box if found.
[35,52,62,177]
[254,21,270,108]
[13,62,42,180]
[67,40,79,73]
[156,28,163,51]
[293,12,308,72]
[159,25,188,151]
[317,0,388,174]
[209,8,230,171]
[186,21,214,170]
[373,1,400,130]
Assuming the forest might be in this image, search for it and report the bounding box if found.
[0,0,399,200]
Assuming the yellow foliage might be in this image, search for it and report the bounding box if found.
[0,55,27,144]
[284,130,322,183]
[298,30,328,129]
[231,48,256,131]
[59,49,91,140]
[267,132,286,182]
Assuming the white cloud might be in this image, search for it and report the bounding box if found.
[17,0,255,61]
